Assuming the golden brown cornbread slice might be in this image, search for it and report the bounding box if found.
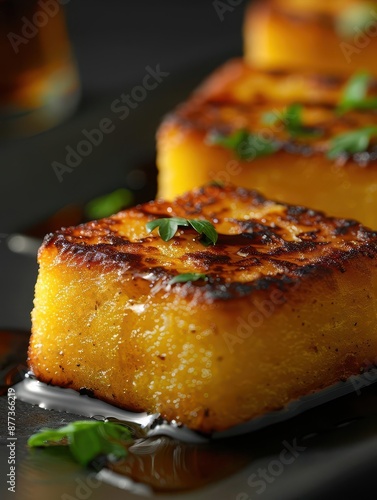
[29,185,377,433]
[157,59,377,228]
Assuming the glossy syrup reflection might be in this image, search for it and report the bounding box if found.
[15,377,252,492]
[1,322,250,494]
[108,435,250,493]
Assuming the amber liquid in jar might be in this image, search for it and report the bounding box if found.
[0,0,80,137]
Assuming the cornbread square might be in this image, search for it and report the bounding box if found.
[29,185,377,433]
[156,59,377,228]
[244,0,377,76]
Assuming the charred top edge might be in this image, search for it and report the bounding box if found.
[39,185,377,302]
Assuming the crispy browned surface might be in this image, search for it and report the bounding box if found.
[160,59,377,164]
[29,186,377,433]
[40,184,377,302]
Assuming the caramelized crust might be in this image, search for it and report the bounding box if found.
[29,186,377,433]
[41,185,377,302]
[160,59,377,166]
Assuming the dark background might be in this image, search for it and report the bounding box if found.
[0,0,247,233]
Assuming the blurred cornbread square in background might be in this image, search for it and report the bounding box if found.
[244,0,377,76]
[157,59,377,228]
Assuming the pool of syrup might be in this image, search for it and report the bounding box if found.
[0,329,251,494]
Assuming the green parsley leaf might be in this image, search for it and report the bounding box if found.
[146,218,218,245]
[169,273,207,285]
[340,72,370,105]
[282,103,303,135]
[187,219,219,246]
[338,72,377,113]
[327,126,377,159]
[146,217,189,241]
[28,420,132,466]
[208,129,279,160]
[261,110,279,127]
[262,104,322,138]
[85,188,134,220]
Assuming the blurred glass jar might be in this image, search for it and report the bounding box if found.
[0,0,80,138]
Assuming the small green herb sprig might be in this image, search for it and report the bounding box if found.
[85,188,133,220]
[338,72,377,114]
[327,126,377,159]
[208,129,279,160]
[168,273,208,285]
[146,217,218,246]
[28,420,132,466]
[262,103,322,138]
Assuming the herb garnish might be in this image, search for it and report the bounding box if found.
[327,126,377,159]
[146,217,218,246]
[28,420,132,466]
[169,273,208,285]
[262,103,322,138]
[208,129,279,160]
[336,4,377,38]
[85,188,133,220]
[338,72,377,113]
